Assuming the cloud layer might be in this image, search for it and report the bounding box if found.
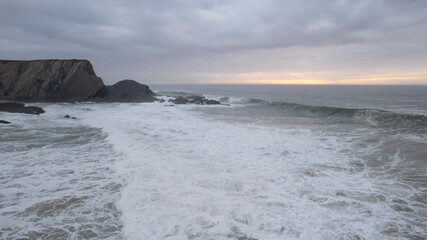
[1,0,427,84]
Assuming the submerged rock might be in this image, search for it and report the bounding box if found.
[169,97,190,105]
[64,114,77,119]
[188,96,204,104]
[0,59,104,102]
[205,99,221,105]
[0,120,11,124]
[0,101,45,115]
[168,96,221,105]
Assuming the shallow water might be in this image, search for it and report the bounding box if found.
[0,105,123,239]
[1,85,426,239]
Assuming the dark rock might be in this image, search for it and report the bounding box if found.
[64,114,77,119]
[0,120,11,124]
[0,59,104,102]
[189,96,205,104]
[0,59,163,103]
[164,104,175,107]
[93,79,157,102]
[0,101,45,115]
[167,95,221,105]
[205,99,221,105]
[169,97,190,105]
[158,99,165,103]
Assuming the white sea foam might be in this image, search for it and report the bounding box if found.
[0,104,123,239]
[2,100,424,239]
[79,103,423,240]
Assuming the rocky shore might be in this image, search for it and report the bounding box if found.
[0,101,45,115]
[0,59,224,120]
[0,59,159,103]
[0,100,45,123]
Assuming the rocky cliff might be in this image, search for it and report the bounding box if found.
[0,59,104,102]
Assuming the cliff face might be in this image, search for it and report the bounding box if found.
[0,59,104,102]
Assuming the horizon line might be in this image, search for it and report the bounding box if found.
[147,83,427,86]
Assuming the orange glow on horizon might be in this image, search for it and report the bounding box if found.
[205,79,330,85]
[196,72,427,85]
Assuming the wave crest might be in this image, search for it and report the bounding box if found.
[229,97,427,128]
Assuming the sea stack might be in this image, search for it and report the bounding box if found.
[0,59,158,103]
[0,59,104,102]
[93,79,157,102]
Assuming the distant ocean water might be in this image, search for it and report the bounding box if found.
[1,85,426,239]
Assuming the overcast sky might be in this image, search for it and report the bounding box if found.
[1,0,427,84]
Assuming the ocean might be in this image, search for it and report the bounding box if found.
[1,85,426,240]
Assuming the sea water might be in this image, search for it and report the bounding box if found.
[0,85,426,239]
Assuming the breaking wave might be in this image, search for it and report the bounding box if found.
[218,96,427,129]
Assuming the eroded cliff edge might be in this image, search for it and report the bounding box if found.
[0,59,105,102]
[0,59,219,112]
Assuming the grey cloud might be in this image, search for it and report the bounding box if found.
[1,0,426,84]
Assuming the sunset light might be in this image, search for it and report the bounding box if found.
[1,1,427,239]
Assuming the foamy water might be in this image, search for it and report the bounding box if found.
[1,86,426,239]
[0,104,123,239]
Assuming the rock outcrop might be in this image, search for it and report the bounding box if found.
[93,79,157,102]
[168,96,221,105]
[64,114,77,119]
[0,59,220,106]
[0,59,104,102]
[0,101,45,115]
